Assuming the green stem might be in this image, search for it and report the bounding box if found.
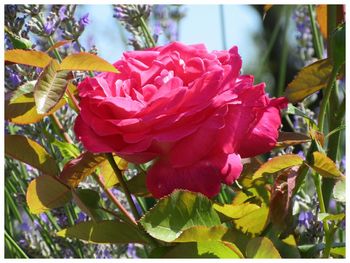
[312,173,332,258]
[308,5,324,59]
[5,230,29,258]
[106,153,141,220]
[276,6,291,97]
[317,67,338,133]
[138,16,156,48]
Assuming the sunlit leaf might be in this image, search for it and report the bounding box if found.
[56,220,148,244]
[252,154,303,180]
[60,152,106,188]
[213,203,260,219]
[5,49,52,68]
[284,59,333,103]
[246,237,281,258]
[333,180,345,202]
[162,241,243,258]
[276,132,310,147]
[5,135,59,176]
[316,5,327,39]
[34,59,71,114]
[308,151,344,179]
[46,40,72,53]
[140,190,221,242]
[330,247,345,257]
[318,212,345,222]
[5,85,66,124]
[59,52,119,73]
[309,128,325,147]
[26,175,72,214]
[174,225,229,243]
[99,156,128,188]
[52,140,80,159]
[233,206,269,236]
[5,27,33,49]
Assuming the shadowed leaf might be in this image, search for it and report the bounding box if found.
[285,59,333,103]
[34,59,71,114]
[174,225,229,243]
[56,220,148,244]
[125,172,150,197]
[246,237,281,258]
[59,52,119,73]
[140,190,221,242]
[5,135,59,176]
[5,49,52,68]
[26,175,72,214]
[276,132,311,147]
[72,189,101,221]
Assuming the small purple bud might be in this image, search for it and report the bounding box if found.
[9,71,21,86]
[43,20,55,35]
[79,13,90,28]
[58,6,68,20]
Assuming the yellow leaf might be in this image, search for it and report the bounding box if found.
[213,203,260,219]
[34,59,71,114]
[246,237,281,258]
[5,49,52,68]
[5,135,59,176]
[308,151,344,179]
[26,175,72,214]
[59,52,119,73]
[46,40,72,53]
[285,59,333,103]
[316,5,327,39]
[99,156,127,188]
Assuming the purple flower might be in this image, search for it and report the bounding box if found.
[75,212,87,223]
[40,213,49,224]
[298,211,314,229]
[79,13,90,28]
[20,222,31,232]
[43,20,55,35]
[58,6,68,20]
[9,71,21,86]
[126,244,139,258]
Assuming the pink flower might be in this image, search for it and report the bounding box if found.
[74,42,287,198]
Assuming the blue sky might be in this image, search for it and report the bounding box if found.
[77,5,262,70]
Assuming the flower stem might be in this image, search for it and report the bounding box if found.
[106,153,141,220]
[5,229,29,258]
[138,15,156,48]
[92,173,137,225]
[308,5,324,59]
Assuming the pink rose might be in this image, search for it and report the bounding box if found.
[74,42,287,198]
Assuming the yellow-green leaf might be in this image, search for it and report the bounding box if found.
[34,59,71,114]
[26,175,72,214]
[56,220,148,244]
[213,203,260,219]
[59,52,119,73]
[233,206,269,236]
[246,237,281,258]
[174,225,231,243]
[285,59,333,103]
[330,247,345,257]
[5,135,59,176]
[5,90,66,124]
[333,180,345,202]
[252,154,304,180]
[5,49,52,68]
[308,151,344,179]
[99,156,128,188]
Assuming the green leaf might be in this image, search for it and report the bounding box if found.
[5,28,33,49]
[125,172,150,197]
[332,23,345,69]
[308,151,344,179]
[174,225,230,243]
[5,86,66,124]
[5,49,52,68]
[284,104,317,127]
[284,59,333,103]
[333,180,345,203]
[72,189,101,221]
[26,175,72,214]
[318,213,345,222]
[233,206,269,236]
[56,220,148,244]
[213,203,260,219]
[246,237,281,258]
[252,154,303,180]
[276,131,310,147]
[59,52,119,73]
[52,140,80,159]
[330,247,345,257]
[140,190,221,242]
[162,241,243,258]
[60,152,106,188]
[34,59,71,114]
[5,135,59,176]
